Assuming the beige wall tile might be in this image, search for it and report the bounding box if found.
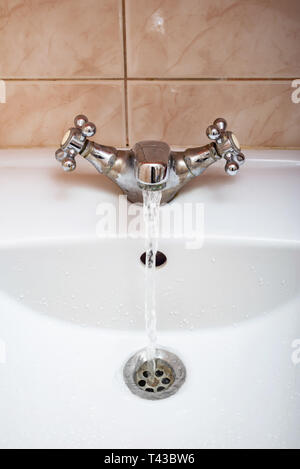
[126,0,300,78]
[0,81,126,147]
[0,0,123,78]
[128,81,300,147]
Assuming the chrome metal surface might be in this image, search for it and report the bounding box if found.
[206,118,245,175]
[133,141,170,189]
[55,116,245,203]
[123,348,186,400]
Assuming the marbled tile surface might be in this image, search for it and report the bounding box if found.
[0,0,123,78]
[126,0,300,78]
[0,0,299,149]
[0,81,126,147]
[128,81,300,147]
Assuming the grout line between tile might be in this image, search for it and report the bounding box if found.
[126,77,299,82]
[1,77,123,81]
[2,77,297,82]
[121,0,129,147]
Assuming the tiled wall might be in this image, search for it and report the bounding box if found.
[0,0,299,148]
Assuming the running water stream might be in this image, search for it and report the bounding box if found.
[143,190,162,373]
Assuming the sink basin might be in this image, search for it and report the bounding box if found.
[0,149,299,448]
[1,238,299,329]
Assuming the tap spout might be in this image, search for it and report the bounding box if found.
[133,141,170,190]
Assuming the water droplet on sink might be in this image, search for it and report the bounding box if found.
[211,257,216,263]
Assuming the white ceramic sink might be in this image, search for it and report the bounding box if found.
[1,238,299,330]
[0,149,299,449]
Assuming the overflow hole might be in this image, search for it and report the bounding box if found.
[140,251,167,268]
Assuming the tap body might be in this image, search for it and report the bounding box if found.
[82,140,219,204]
[55,116,245,204]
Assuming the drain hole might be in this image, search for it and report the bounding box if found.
[125,350,186,400]
[162,377,170,385]
[140,251,167,268]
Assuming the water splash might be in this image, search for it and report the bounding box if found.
[143,190,162,373]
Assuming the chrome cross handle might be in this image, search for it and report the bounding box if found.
[206,118,245,175]
[55,115,96,172]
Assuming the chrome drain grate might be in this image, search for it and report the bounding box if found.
[124,348,186,400]
[135,358,175,393]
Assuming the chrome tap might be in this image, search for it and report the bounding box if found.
[55,115,245,204]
